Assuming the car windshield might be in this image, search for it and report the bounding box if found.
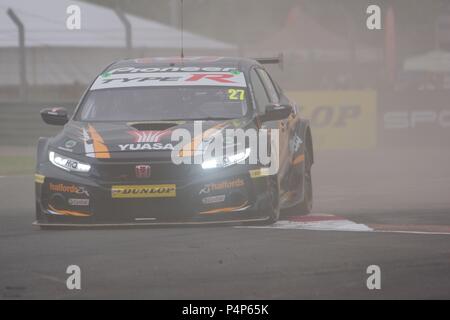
[77,87,249,122]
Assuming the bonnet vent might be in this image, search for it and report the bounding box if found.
[129,122,179,131]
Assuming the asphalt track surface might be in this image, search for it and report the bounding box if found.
[0,148,449,299]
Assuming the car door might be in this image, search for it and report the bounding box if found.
[255,69,292,177]
[249,68,278,168]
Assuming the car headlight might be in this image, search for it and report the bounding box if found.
[49,151,91,173]
[201,148,251,169]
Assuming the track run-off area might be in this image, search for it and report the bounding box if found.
[1,148,449,299]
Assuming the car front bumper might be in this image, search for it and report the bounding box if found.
[34,160,274,227]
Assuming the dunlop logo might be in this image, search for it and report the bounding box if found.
[111,184,176,198]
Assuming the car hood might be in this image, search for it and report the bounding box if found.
[51,119,253,159]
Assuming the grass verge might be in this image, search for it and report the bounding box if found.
[0,156,35,176]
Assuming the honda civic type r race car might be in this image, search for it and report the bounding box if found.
[34,56,313,228]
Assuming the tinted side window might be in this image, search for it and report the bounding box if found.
[250,69,270,114]
[257,69,279,104]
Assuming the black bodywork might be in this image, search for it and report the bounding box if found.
[34,57,313,227]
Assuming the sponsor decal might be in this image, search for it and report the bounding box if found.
[128,130,172,143]
[49,183,90,197]
[108,65,235,74]
[249,168,274,179]
[135,165,151,179]
[68,198,90,206]
[289,134,303,153]
[35,174,45,184]
[202,194,226,205]
[65,140,77,148]
[118,143,174,151]
[111,184,176,198]
[57,139,78,152]
[199,178,245,195]
[90,72,247,90]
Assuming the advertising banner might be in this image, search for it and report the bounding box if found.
[287,90,377,150]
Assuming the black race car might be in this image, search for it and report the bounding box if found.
[34,56,313,228]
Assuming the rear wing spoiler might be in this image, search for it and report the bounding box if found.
[252,53,283,69]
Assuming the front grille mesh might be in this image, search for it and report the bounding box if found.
[93,161,195,183]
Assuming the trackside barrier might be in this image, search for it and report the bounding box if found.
[287,90,377,150]
[0,103,75,146]
[1,90,449,149]
[378,90,450,148]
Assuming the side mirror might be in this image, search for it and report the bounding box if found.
[260,104,293,122]
[40,107,69,126]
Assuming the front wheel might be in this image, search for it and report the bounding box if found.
[252,176,280,226]
[297,145,313,215]
[258,176,280,225]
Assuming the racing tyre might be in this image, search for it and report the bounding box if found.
[297,144,313,215]
[257,175,280,225]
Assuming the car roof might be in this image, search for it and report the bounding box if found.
[106,56,260,73]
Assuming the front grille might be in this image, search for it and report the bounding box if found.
[93,161,195,183]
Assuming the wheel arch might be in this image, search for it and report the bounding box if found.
[298,119,313,165]
[36,137,50,170]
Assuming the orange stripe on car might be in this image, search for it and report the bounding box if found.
[198,201,249,215]
[179,122,228,157]
[48,205,91,217]
[292,154,305,165]
[88,124,111,159]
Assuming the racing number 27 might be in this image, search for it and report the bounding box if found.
[228,89,245,101]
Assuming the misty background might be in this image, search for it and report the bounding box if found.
[0,0,449,172]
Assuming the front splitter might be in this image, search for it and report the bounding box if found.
[33,216,270,229]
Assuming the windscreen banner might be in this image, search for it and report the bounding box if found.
[91,71,247,90]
